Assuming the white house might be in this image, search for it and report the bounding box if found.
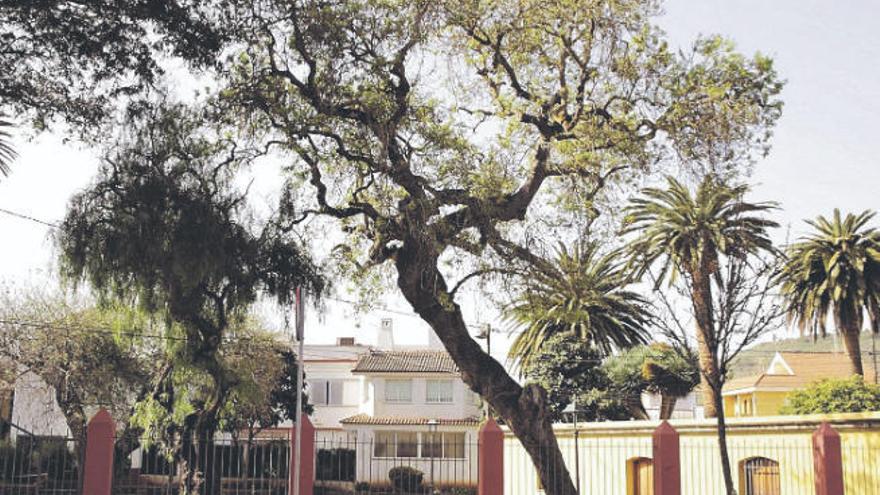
[302,338,371,442]
[337,349,482,487]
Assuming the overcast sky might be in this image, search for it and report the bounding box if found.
[0,1,878,356]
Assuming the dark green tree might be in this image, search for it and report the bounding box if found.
[0,1,229,135]
[521,333,629,422]
[56,104,324,494]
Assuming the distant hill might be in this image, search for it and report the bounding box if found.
[731,332,880,378]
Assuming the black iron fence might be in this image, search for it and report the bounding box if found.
[313,436,478,495]
[112,435,289,495]
[0,433,80,495]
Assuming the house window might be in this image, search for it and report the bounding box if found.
[426,380,454,403]
[374,431,418,458]
[309,380,345,406]
[385,379,412,403]
[419,432,466,459]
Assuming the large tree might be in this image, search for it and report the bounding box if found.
[59,1,783,492]
[623,176,782,495]
[623,175,778,417]
[57,104,324,494]
[777,209,880,376]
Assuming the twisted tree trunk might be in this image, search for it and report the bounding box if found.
[395,245,577,495]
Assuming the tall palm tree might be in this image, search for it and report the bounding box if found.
[622,175,778,417]
[777,209,880,376]
[507,242,651,372]
[0,117,15,177]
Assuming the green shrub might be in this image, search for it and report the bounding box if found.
[388,466,424,493]
[780,376,880,415]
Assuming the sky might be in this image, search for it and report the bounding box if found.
[0,1,878,357]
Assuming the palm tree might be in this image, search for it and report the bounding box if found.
[622,175,778,417]
[0,116,15,177]
[777,209,880,376]
[507,242,651,372]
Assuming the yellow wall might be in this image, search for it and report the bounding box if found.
[724,391,796,417]
[503,412,880,495]
[754,391,788,416]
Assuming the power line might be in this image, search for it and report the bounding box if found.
[0,207,59,228]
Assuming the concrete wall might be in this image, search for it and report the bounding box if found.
[503,412,880,495]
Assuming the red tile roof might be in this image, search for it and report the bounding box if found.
[340,414,480,426]
[352,350,459,374]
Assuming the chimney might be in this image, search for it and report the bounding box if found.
[337,337,356,346]
[378,318,395,349]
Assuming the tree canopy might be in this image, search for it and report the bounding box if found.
[51,1,784,493]
[780,376,880,415]
[777,209,880,376]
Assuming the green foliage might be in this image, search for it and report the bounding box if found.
[57,103,325,438]
[641,344,701,398]
[388,466,424,493]
[777,210,880,340]
[602,344,700,419]
[623,175,779,286]
[780,376,880,415]
[508,243,650,371]
[522,333,629,421]
[0,1,228,135]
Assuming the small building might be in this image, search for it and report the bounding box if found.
[339,349,482,487]
[722,351,877,417]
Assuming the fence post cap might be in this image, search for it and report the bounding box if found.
[813,421,839,438]
[89,408,114,426]
[480,417,502,433]
[653,420,677,439]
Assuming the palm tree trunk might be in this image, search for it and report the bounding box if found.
[841,326,864,376]
[691,266,721,418]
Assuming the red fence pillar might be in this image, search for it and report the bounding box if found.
[289,415,316,495]
[479,417,504,495]
[82,408,115,495]
[653,421,680,495]
[813,422,845,495]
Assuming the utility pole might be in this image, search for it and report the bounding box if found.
[476,324,493,418]
[293,287,305,495]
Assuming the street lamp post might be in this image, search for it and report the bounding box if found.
[563,398,581,495]
[427,419,440,491]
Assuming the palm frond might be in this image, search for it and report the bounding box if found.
[0,117,17,177]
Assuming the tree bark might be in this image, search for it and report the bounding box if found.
[712,384,736,495]
[690,264,721,419]
[395,246,577,495]
[840,326,864,376]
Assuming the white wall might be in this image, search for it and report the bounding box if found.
[303,360,364,430]
[366,375,481,419]
[10,371,70,439]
